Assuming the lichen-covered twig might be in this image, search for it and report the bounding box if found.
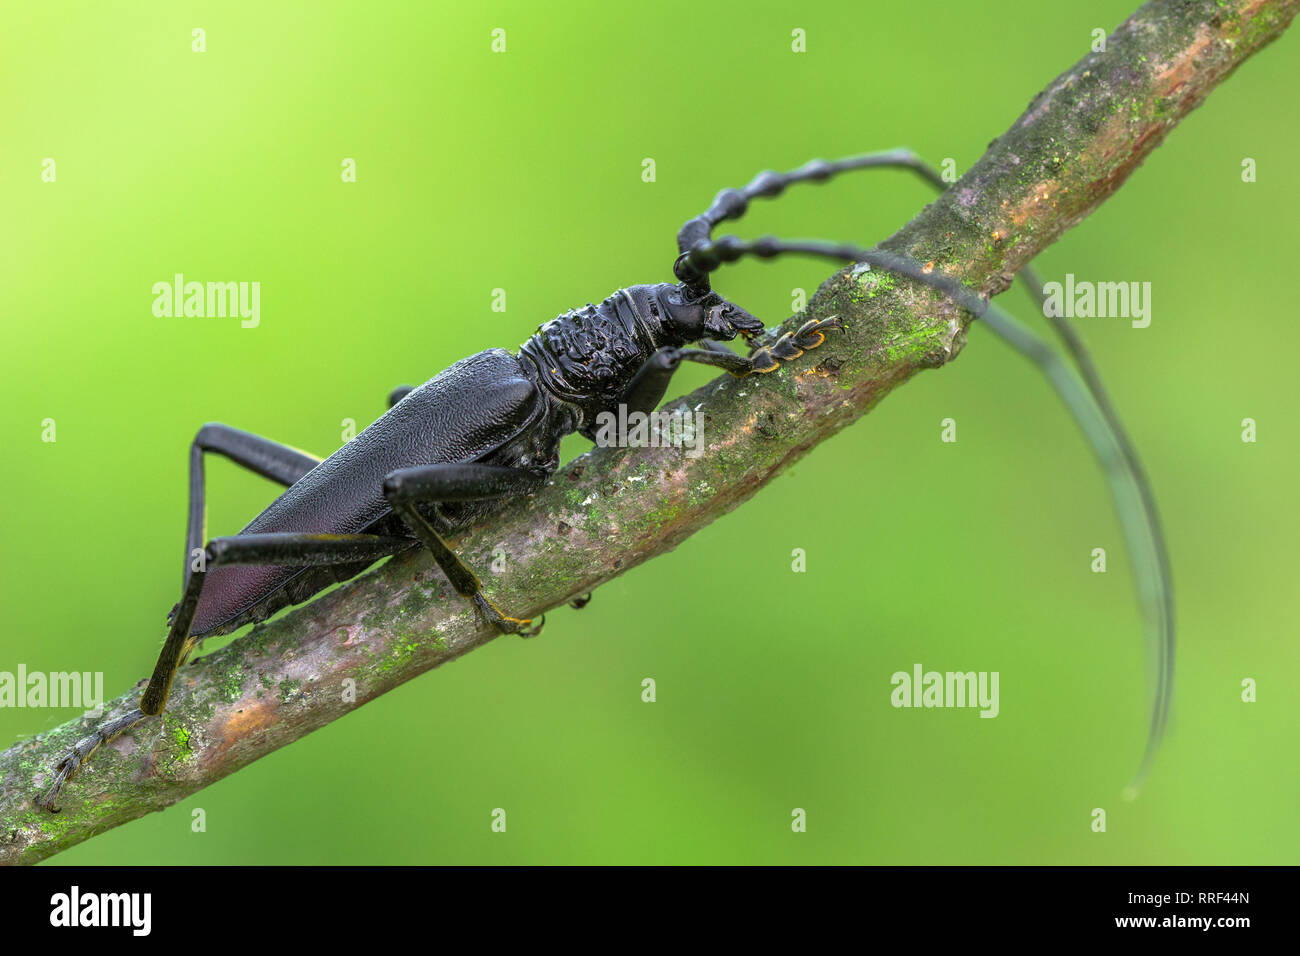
[2,0,1294,865]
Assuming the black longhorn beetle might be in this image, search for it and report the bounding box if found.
[39,151,1170,809]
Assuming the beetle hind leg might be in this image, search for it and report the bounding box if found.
[38,531,407,812]
[38,707,147,812]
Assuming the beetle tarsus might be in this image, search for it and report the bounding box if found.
[473,592,543,638]
[746,317,842,375]
[38,707,148,813]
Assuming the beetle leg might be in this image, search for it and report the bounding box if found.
[37,707,148,813]
[183,424,322,592]
[619,348,689,415]
[383,464,548,638]
[716,317,844,376]
[622,317,842,406]
[38,531,409,812]
[41,425,326,809]
[144,532,410,714]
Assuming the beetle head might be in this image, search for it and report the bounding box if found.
[659,284,765,344]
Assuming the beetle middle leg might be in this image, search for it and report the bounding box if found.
[383,463,547,637]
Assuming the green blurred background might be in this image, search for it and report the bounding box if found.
[2,0,1296,864]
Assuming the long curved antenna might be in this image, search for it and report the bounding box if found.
[678,231,1172,794]
[676,236,986,311]
[1015,265,1174,796]
[676,150,949,283]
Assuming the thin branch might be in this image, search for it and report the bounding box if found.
[2,0,1295,865]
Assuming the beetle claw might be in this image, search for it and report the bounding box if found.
[473,592,544,638]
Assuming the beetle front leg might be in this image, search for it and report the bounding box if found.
[722,317,843,375]
[383,464,547,637]
[622,317,842,410]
